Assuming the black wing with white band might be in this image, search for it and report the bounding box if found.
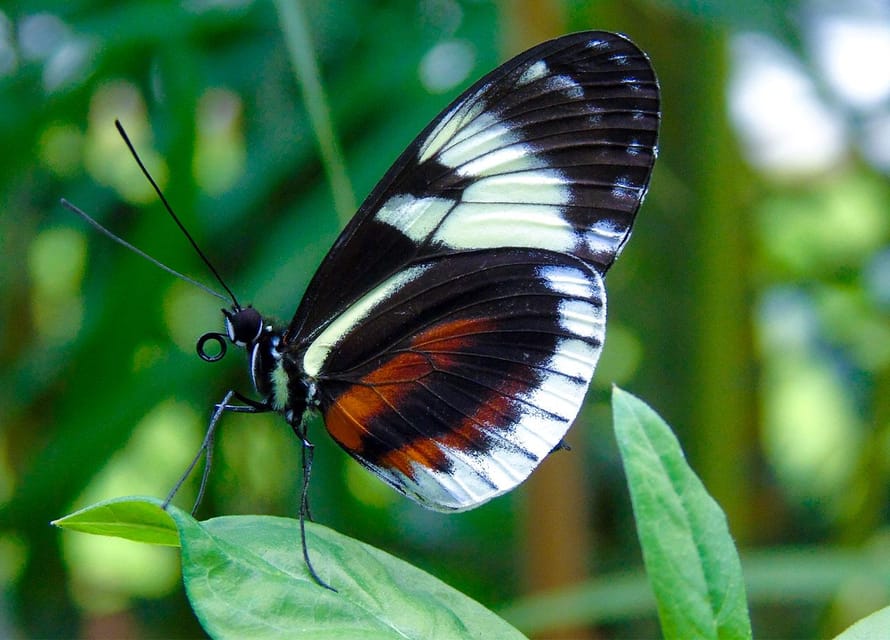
[283,31,659,510]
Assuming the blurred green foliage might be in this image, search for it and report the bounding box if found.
[1,1,889,638]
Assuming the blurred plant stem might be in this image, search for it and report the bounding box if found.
[642,11,760,543]
[684,26,759,543]
[275,0,356,226]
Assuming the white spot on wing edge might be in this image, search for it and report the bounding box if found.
[547,338,602,381]
[495,335,602,469]
[303,263,432,376]
[547,74,584,99]
[539,264,597,298]
[507,409,569,460]
[584,217,629,256]
[558,299,605,339]
[519,60,548,85]
[521,339,599,419]
[539,266,607,343]
[369,458,495,512]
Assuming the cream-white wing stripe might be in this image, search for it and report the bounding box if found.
[302,263,432,377]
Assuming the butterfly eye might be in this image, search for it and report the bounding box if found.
[223,307,264,346]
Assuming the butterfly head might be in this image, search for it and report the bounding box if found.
[194,305,292,414]
[223,306,263,347]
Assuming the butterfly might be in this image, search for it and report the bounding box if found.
[229,30,660,509]
[67,29,659,588]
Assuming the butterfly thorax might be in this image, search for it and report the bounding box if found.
[222,306,309,423]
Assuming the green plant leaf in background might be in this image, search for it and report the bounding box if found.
[612,387,753,640]
[53,497,526,639]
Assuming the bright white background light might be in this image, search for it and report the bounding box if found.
[729,32,847,175]
[813,15,890,110]
[728,4,890,176]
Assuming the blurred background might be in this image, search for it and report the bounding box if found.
[2,0,890,638]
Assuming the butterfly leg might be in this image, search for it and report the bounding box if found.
[290,417,336,592]
[163,389,272,515]
[291,419,315,522]
[216,390,272,413]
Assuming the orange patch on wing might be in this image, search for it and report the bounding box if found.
[412,317,494,352]
[325,316,510,479]
[380,378,527,481]
[325,385,386,451]
[324,351,431,451]
[440,377,527,452]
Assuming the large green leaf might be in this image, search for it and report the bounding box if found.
[835,606,890,640]
[612,387,753,640]
[54,496,526,639]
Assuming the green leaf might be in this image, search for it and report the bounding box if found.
[172,510,526,639]
[612,387,753,640]
[55,496,525,639]
[834,606,890,640]
[52,495,180,546]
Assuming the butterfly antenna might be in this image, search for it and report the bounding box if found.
[61,199,228,303]
[114,119,241,309]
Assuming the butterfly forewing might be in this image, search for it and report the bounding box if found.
[287,31,658,344]
[284,31,659,510]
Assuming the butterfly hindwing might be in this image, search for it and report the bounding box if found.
[282,30,660,510]
[304,250,606,510]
